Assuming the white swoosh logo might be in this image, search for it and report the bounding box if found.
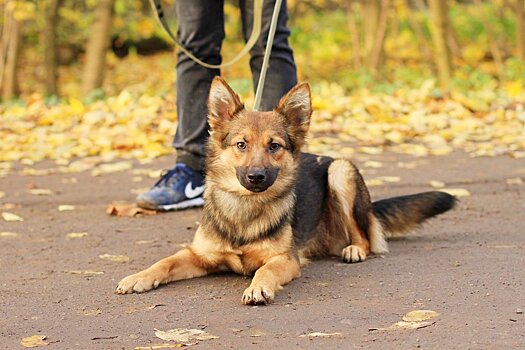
[185,182,205,198]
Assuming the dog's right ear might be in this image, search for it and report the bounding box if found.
[208,76,243,131]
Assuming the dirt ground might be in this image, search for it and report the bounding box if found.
[1,151,524,349]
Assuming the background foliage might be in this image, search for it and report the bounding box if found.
[1,0,524,165]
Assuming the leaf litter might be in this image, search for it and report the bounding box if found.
[154,328,219,344]
[1,81,524,165]
[20,335,48,348]
[369,309,440,331]
[2,212,24,221]
[99,254,130,263]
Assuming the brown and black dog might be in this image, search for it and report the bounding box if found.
[116,77,456,304]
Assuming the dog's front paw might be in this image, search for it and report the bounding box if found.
[341,244,367,263]
[242,284,275,305]
[116,272,161,294]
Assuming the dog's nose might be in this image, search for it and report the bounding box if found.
[247,169,266,184]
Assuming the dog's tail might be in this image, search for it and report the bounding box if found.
[372,191,457,238]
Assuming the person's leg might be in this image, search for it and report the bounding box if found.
[137,0,224,210]
[240,0,297,111]
[174,0,225,172]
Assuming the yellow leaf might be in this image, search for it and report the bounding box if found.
[506,178,523,185]
[68,98,85,114]
[300,332,342,337]
[384,321,435,331]
[364,161,383,168]
[2,212,24,221]
[378,176,401,183]
[0,191,5,199]
[402,310,439,322]
[135,344,185,350]
[429,180,445,188]
[365,178,384,187]
[20,335,48,348]
[0,231,19,237]
[64,270,104,275]
[99,254,130,263]
[58,205,75,211]
[91,161,133,176]
[66,232,88,238]
[439,188,470,197]
[27,188,53,196]
[154,328,219,343]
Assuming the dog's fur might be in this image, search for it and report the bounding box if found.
[116,77,456,304]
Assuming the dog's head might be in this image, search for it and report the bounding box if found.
[205,77,312,196]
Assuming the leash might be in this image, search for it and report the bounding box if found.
[148,0,281,111]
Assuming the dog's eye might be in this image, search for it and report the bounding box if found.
[236,141,247,150]
[269,143,280,152]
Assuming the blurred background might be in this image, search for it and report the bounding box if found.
[1,0,524,164]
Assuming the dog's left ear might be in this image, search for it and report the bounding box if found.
[275,82,312,145]
[208,76,244,131]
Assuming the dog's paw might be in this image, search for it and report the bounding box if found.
[341,245,367,263]
[116,272,161,294]
[242,284,275,305]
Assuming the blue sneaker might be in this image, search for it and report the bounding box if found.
[136,163,205,211]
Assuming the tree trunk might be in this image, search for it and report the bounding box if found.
[474,0,504,81]
[404,0,433,61]
[346,0,362,69]
[363,0,381,63]
[428,0,452,93]
[1,7,21,101]
[82,0,116,96]
[516,0,525,60]
[44,0,62,96]
[369,0,390,72]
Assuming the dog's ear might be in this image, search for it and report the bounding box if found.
[275,82,312,146]
[208,77,243,130]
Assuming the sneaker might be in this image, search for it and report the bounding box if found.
[136,163,205,211]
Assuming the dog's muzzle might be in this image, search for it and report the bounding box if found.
[236,167,279,192]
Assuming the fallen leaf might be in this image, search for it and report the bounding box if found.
[27,188,53,195]
[402,310,440,322]
[0,191,5,198]
[106,202,156,217]
[21,168,56,176]
[154,328,219,343]
[99,254,130,263]
[135,240,156,244]
[365,178,384,187]
[20,335,48,348]
[439,188,470,197]
[378,176,401,183]
[66,232,88,238]
[249,330,266,337]
[91,161,133,176]
[2,212,24,221]
[429,180,446,188]
[364,160,384,168]
[300,332,343,337]
[64,270,105,275]
[384,321,435,331]
[0,231,19,237]
[82,308,102,316]
[135,344,185,350]
[58,205,75,211]
[506,177,523,185]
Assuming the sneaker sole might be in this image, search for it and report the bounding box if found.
[157,197,204,211]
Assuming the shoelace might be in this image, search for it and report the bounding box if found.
[153,166,188,188]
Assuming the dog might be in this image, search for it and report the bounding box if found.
[116,77,456,305]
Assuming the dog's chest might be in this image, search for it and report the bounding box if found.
[222,248,266,275]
